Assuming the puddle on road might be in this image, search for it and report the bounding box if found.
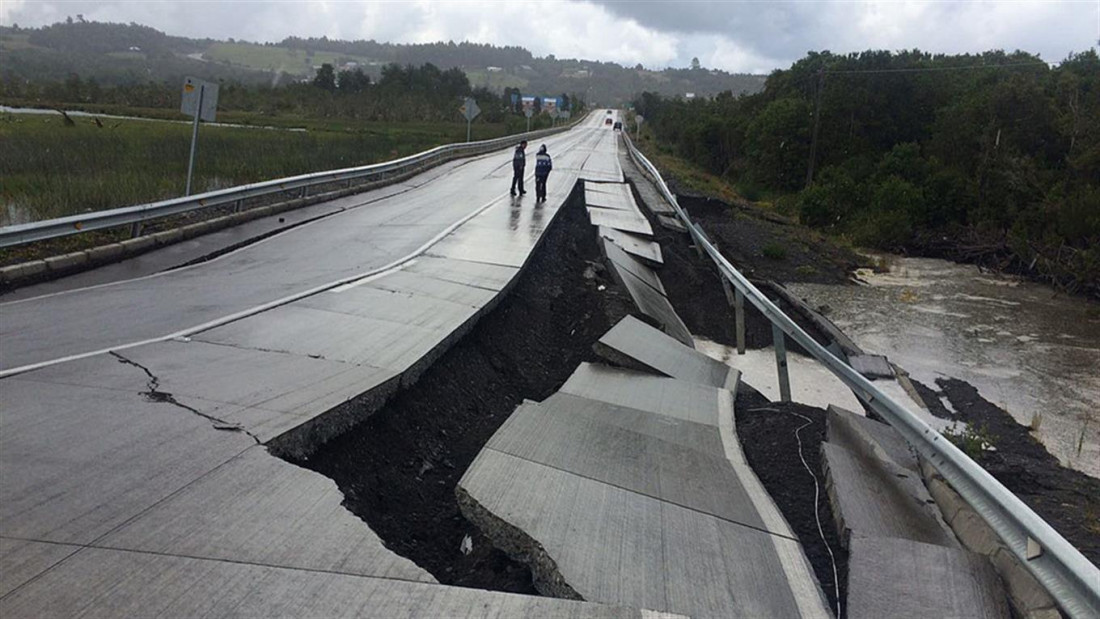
[788,255,1100,478]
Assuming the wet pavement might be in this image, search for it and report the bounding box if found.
[788,256,1100,478]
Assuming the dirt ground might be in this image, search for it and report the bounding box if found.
[293,189,636,592]
[913,378,1100,565]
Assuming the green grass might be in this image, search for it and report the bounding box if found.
[203,43,376,76]
[0,112,517,225]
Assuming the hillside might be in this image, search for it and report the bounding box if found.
[0,20,765,103]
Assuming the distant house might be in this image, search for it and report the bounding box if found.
[486,66,503,73]
[685,92,696,100]
[128,46,141,52]
[519,65,533,72]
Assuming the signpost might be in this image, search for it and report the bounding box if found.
[548,108,561,127]
[180,77,219,196]
[524,107,534,132]
[460,97,480,142]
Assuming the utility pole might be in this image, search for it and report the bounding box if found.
[805,67,825,189]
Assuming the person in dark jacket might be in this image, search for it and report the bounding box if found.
[510,140,527,196]
[534,144,552,202]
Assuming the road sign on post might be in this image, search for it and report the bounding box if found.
[460,97,480,142]
[548,108,560,127]
[181,77,219,196]
[524,107,534,132]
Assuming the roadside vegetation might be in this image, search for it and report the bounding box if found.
[1,60,577,225]
[635,49,1100,297]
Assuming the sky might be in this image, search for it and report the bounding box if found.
[2,1,1098,74]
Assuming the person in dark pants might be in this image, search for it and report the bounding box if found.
[510,140,527,196]
[534,144,552,202]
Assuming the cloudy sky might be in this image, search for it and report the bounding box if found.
[2,1,1098,73]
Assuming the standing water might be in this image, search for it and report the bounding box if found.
[788,255,1100,478]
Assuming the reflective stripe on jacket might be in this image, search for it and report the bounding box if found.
[535,152,552,177]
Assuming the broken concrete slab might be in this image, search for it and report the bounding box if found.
[0,545,677,619]
[485,397,767,528]
[560,362,727,427]
[99,446,433,583]
[458,448,816,618]
[848,354,894,379]
[847,536,1009,619]
[598,227,663,265]
[595,315,736,389]
[610,266,693,347]
[827,404,919,472]
[587,207,653,237]
[601,238,666,294]
[656,214,687,233]
[585,190,637,212]
[822,441,958,548]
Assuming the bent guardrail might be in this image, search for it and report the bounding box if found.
[0,116,587,248]
[622,131,1100,619]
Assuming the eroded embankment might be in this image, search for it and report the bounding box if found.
[291,187,636,592]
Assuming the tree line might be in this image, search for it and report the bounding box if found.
[635,49,1100,297]
[1,59,586,127]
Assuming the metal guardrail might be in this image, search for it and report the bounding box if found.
[621,131,1100,619]
[0,117,586,248]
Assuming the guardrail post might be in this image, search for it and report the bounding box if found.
[233,199,243,213]
[772,324,792,402]
[299,186,308,199]
[735,290,747,355]
[129,221,143,238]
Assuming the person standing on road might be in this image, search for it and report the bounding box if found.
[534,144,553,202]
[510,140,527,196]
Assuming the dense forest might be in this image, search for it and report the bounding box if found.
[0,20,765,104]
[635,49,1100,297]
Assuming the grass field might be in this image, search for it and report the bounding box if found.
[203,43,377,77]
[0,113,518,225]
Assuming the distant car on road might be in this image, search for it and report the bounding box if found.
[606,110,613,115]
[605,118,613,126]
[613,121,622,131]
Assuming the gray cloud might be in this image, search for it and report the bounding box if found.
[2,0,1096,73]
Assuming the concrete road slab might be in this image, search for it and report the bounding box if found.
[585,191,636,212]
[426,224,541,268]
[587,207,653,237]
[602,238,666,294]
[849,354,894,379]
[0,372,254,545]
[459,448,808,618]
[823,441,958,548]
[560,362,726,428]
[0,538,82,597]
[195,304,451,372]
[0,545,677,619]
[827,404,919,472]
[585,182,634,199]
[610,264,693,347]
[486,398,767,528]
[402,255,518,292]
[100,446,433,583]
[536,392,726,458]
[847,536,1009,619]
[364,268,499,307]
[598,227,663,265]
[596,316,736,389]
[303,284,481,330]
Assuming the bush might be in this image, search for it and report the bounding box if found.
[762,243,787,260]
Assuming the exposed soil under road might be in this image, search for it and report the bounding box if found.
[292,188,636,593]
